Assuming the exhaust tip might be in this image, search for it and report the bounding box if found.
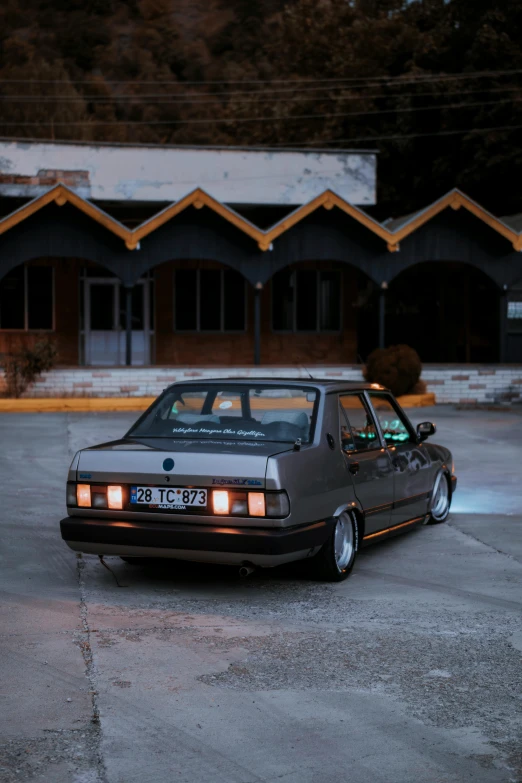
[239,564,255,578]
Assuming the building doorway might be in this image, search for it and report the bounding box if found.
[81,273,153,366]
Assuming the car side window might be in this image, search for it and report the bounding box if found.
[368,393,416,445]
[339,394,379,452]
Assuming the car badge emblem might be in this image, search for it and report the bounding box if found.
[163,458,175,471]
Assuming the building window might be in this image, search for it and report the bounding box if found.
[174,269,246,332]
[272,268,341,332]
[0,265,53,330]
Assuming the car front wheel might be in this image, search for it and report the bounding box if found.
[308,511,359,582]
[427,472,451,524]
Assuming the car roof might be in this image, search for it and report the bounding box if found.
[164,378,389,394]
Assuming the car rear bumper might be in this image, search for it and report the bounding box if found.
[60,515,335,567]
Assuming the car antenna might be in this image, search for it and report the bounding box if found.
[301,365,314,379]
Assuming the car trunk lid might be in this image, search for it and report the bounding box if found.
[76,437,292,488]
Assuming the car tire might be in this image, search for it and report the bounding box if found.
[426,471,451,524]
[308,511,360,582]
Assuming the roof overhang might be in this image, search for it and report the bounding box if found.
[0,184,519,254]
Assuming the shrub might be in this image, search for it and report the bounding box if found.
[364,344,422,397]
[3,340,58,398]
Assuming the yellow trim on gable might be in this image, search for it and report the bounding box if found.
[126,188,265,250]
[261,190,392,250]
[0,184,520,257]
[0,184,131,244]
[388,190,519,249]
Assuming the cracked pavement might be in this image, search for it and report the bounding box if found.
[0,406,521,782]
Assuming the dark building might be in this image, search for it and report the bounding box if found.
[0,140,521,367]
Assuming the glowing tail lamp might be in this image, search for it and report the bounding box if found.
[248,492,266,517]
[77,484,91,508]
[212,490,230,515]
[107,485,123,510]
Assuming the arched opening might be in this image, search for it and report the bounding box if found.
[0,258,154,367]
[0,258,80,366]
[387,262,500,363]
[264,261,378,364]
[152,258,251,365]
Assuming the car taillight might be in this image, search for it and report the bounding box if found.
[107,485,123,510]
[92,487,108,508]
[67,482,77,506]
[211,490,290,518]
[265,492,290,518]
[248,492,266,517]
[77,484,91,508]
[212,490,229,515]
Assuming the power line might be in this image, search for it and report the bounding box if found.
[283,124,522,146]
[2,123,520,148]
[1,85,521,105]
[0,97,519,126]
[1,68,522,86]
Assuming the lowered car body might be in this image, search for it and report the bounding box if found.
[60,379,457,581]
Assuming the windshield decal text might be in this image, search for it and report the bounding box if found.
[172,426,266,439]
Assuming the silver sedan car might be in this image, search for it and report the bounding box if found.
[60,379,457,581]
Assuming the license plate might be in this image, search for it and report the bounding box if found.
[130,486,207,509]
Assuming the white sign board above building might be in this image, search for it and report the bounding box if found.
[0,140,377,206]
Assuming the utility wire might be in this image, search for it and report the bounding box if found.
[2,85,522,105]
[2,123,520,148]
[281,124,522,146]
[0,97,519,126]
[2,68,522,86]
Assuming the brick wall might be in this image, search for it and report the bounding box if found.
[0,364,521,402]
[154,260,359,365]
[0,170,89,188]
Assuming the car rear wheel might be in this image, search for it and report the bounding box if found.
[308,511,359,582]
[427,472,451,524]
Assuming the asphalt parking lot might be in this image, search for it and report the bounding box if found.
[0,405,521,783]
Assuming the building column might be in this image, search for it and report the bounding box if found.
[499,286,508,363]
[124,285,133,366]
[254,282,263,366]
[378,281,388,350]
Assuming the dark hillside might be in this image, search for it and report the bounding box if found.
[1,0,521,217]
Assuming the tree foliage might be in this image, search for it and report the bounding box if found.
[364,344,422,397]
[1,0,522,216]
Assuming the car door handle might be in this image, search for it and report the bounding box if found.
[348,461,360,475]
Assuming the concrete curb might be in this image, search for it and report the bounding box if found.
[0,397,156,413]
[397,393,436,408]
[0,392,436,413]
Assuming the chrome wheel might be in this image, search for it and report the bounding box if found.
[431,473,450,522]
[334,513,354,571]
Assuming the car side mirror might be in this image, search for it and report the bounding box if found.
[416,421,436,441]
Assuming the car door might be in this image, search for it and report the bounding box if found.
[366,391,432,524]
[339,393,394,535]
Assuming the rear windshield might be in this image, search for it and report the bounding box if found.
[127,384,318,444]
